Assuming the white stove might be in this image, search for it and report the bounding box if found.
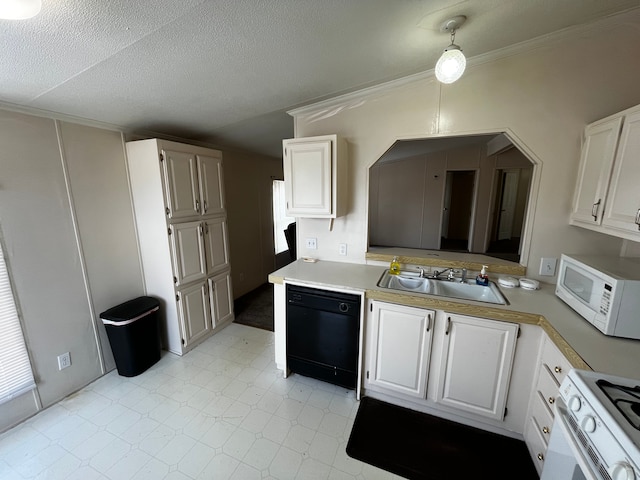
[541,369,640,480]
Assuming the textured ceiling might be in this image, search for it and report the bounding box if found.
[1,0,639,157]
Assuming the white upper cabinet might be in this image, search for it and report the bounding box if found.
[198,154,225,216]
[601,110,640,235]
[570,104,640,240]
[162,148,224,219]
[570,117,622,225]
[283,134,347,218]
[163,149,200,219]
[435,313,518,421]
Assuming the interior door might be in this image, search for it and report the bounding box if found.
[498,170,520,240]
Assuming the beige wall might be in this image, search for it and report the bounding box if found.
[291,13,640,280]
[0,111,144,431]
[224,150,283,298]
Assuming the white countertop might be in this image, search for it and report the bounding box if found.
[269,259,640,380]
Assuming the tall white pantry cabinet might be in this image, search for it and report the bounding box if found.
[126,139,234,355]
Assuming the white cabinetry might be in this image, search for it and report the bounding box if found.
[523,333,572,475]
[367,303,435,398]
[435,313,518,421]
[570,104,640,239]
[282,134,347,218]
[365,302,518,422]
[127,139,233,355]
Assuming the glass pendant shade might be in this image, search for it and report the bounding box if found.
[0,0,41,19]
[435,45,466,84]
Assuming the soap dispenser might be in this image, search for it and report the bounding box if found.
[476,265,489,286]
[389,256,401,275]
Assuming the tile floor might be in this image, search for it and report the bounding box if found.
[0,323,402,480]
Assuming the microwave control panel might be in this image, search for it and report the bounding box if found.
[600,284,612,314]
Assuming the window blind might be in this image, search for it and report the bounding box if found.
[0,240,35,405]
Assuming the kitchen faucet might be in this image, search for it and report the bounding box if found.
[432,268,454,280]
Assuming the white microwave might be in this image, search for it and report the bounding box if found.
[555,254,640,340]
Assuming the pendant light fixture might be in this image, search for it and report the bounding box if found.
[435,15,467,84]
[0,0,42,20]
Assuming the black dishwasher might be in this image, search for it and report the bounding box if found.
[286,284,361,389]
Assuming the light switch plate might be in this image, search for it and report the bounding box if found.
[539,257,557,276]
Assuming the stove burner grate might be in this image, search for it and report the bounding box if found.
[597,379,640,431]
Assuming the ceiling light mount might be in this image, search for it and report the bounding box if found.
[435,15,467,85]
[439,15,466,34]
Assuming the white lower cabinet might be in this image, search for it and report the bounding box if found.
[178,281,212,348]
[435,313,518,421]
[365,301,519,422]
[208,270,234,328]
[523,333,572,475]
[367,303,435,398]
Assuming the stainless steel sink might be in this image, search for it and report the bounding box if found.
[377,270,507,305]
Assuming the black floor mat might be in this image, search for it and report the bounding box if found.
[346,396,538,480]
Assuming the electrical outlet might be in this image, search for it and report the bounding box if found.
[339,243,347,255]
[539,257,557,276]
[305,237,317,249]
[57,352,71,370]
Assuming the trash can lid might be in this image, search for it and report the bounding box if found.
[99,296,160,322]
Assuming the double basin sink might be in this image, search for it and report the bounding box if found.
[377,270,507,305]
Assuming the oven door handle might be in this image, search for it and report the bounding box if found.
[554,398,599,480]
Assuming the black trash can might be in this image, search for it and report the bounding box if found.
[100,296,161,377]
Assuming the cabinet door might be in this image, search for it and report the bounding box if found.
[284,139,332,216]
[178,281,211,349]
[203,216,230,275]
[570,117,622,226]
[162,149,200,219]
[198,154,225,216]
[602,110,640,235]
[436,313,518,420]
[208,270,234,328]
[170,221,207,286]
[367,302,435,399]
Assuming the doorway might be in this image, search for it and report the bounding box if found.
[440,170,476,252]
[488,168,532,262]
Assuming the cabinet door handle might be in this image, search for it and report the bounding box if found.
[199,223,204,236]
[445,317,451,335]
[204,200,208,213]
[554,366,562,374]
[537,453,544,461]
[542,426,550,434]
[548,396,555,405]
[591,199,601,221]
[426,314,432,332]
[196,198,200,212]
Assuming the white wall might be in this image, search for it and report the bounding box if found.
[291,12,640,279]
[0,111,144,431]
